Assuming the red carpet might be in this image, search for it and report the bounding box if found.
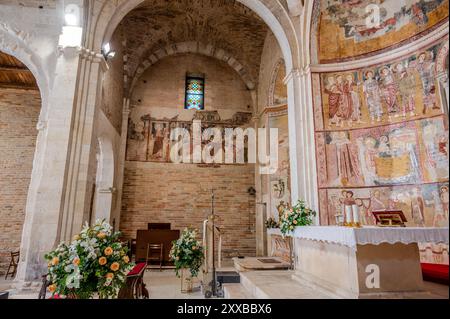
[421,263,449,285]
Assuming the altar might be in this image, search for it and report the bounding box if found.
[284,226,448,299]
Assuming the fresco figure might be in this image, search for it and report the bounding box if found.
[363,70,383,123]
[440,186,449,222]
[339,190,360,225]
[410,187,425,227]
[346,74,362,124]
[329,132,362,186]
[324,76,342,126]
[370,189,387,212]
[380,66,400,119]
[395,62,417,117]
[414,51,439,114]
[337,75,353,124]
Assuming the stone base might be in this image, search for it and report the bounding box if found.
[294,239,426,299]
[233,257,290,272]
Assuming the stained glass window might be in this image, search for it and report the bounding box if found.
[185,76,205,110]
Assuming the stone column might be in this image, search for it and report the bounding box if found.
[284,67,319,215]
[15,47,83,286]
[113,98,131,229]
[58,48,108,243]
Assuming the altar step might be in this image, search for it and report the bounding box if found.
[223,270,334,299]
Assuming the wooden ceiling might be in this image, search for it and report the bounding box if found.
[0,51,38,90]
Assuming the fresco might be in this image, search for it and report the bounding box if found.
[126,111,252,163]
[318,41,446,130]
[316,117,449,188]
[314,37,449,264]
[267,110,291,222]
[316,0,449,62]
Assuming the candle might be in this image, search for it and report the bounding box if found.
[345,206,353,225]
[352,205,360,224]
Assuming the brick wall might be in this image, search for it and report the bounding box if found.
[120,162,256,259]
[0,88,40,275]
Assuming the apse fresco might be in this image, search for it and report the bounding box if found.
[316,0,449,63]
[316,117,449,188]
[318,41,446,130]
[314,37,449,264]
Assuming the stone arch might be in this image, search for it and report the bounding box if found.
[0,23,50,122]
[130,41,256,95]
[88,0,299,74]
[93,136,116,223]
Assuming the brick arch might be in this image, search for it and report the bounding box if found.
[88,0,298,74]
[129,41,255,95]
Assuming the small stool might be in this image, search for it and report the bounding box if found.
[146,243,164,271]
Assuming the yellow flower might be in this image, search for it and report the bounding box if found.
[192,246,197,250]
[106,273,115,280]
[48,284,56,293]
[104,247,113,256]
[122,256,130,263]
[99,257,107,266]
[51,257,59,266]
[293,220,298,225]
[97,232,107,239]
[110,262,120,272]
[47,262,52,268]
[73,257,80,266]
[73,234,80,241]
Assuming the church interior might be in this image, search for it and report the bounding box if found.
[0,0,449,300]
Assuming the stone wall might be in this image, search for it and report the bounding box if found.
[0,88,40,275]
[120,162,256,258]
[120,53,257,259]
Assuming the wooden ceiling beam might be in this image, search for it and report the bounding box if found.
[0,65,32,72]
[0,82,39,91]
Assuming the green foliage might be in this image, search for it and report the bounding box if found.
[44,220,134,299]
[279,200,317,236]
[169,228,204,278]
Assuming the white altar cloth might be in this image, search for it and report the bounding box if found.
[275,226,449,250]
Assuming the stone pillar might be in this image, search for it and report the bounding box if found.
[284,67,319,215]
[113,98,131,229]
[15,47,82,285]
[58,48,107,243]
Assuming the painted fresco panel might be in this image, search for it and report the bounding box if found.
[317,0,449,63]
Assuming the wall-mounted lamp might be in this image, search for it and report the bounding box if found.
[102,43,116,60]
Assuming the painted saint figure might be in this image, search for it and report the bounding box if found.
[380,66,400,119]
[363,70,383,123]
[410,187,425,227]
[414,52,439,114]
[395,63,417,117]
[346,74,362,124]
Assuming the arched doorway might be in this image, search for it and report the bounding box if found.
[0,51,41,280]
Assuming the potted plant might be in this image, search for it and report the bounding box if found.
[169,228,204,293]
[45,220,134,299]
[279,200,317,269]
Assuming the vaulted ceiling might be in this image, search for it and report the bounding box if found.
[0,51,38,90]
[117,0,269,88]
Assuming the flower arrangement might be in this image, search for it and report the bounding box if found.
[45,220,134,299]
[279,200,317,237]
[169,228,204,278]
[265,217,279,229]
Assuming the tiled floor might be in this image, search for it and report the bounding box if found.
[1,270,448,299]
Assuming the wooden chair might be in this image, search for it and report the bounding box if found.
[146,243,164,271]
[118,262,149,299]
[4,251,19,280]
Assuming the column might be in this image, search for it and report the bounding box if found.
[284,67,319,215]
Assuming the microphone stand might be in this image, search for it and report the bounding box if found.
[205,189,219,298]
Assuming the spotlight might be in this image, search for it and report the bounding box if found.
[102,43,116,60]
